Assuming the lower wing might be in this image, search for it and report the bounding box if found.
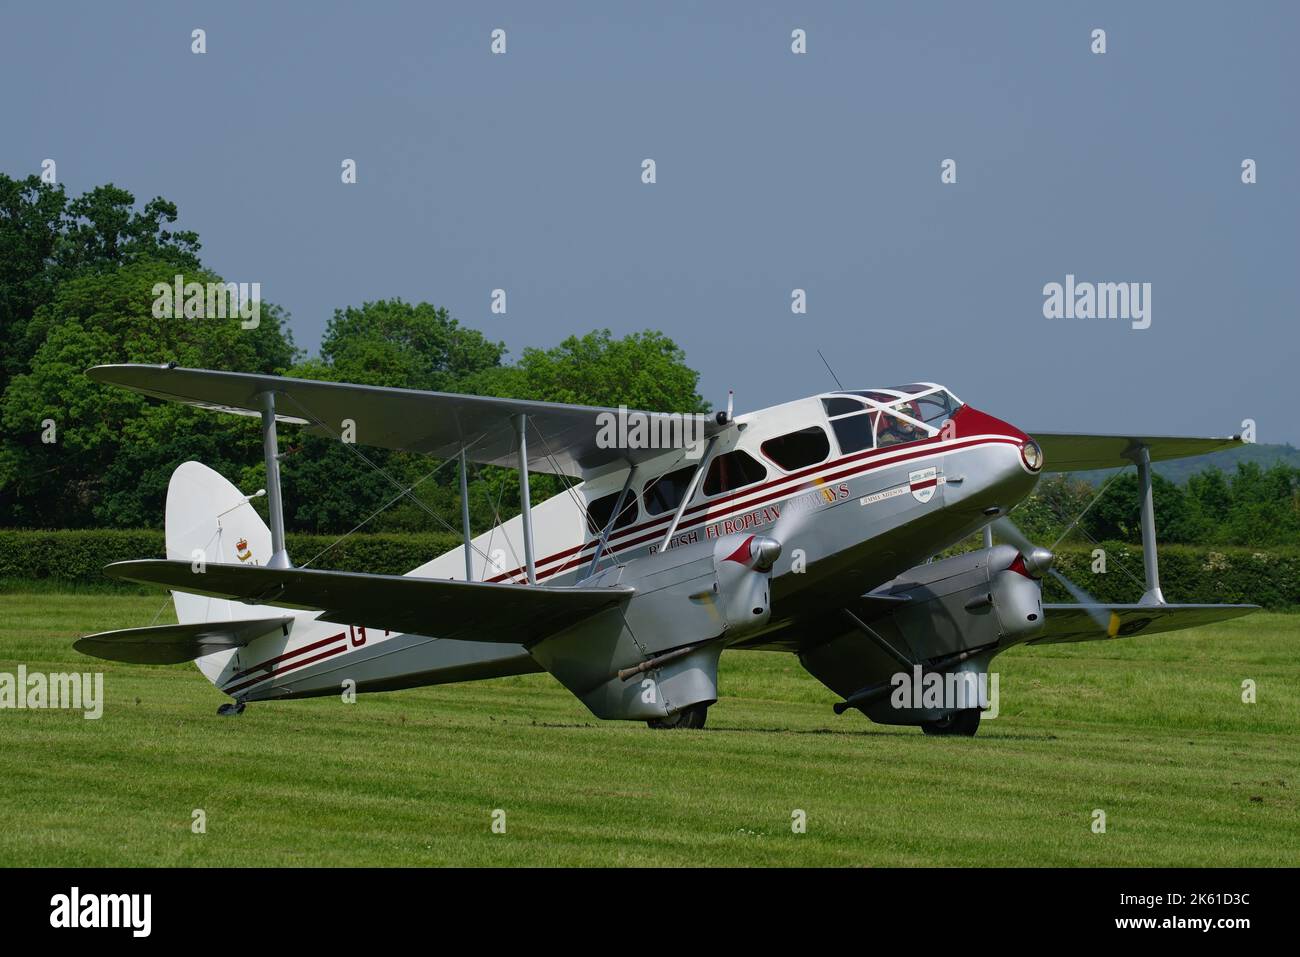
[1029,603,1258,644]
[103,560,633,645]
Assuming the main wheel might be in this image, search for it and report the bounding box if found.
[647,703,709,730]
[921,708,980,736]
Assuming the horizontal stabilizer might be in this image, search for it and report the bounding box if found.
[103,560,634,644]
[1028,431,1243,472]
[1030,603,1258,645]
[75,616,294,664]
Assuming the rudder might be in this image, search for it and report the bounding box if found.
[165,461,290,685]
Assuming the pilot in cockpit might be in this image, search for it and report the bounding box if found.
[876,408,925,446]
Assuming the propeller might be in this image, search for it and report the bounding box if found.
[990,516,1117,635]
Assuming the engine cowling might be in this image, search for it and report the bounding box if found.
[799,544,1044,726]
[527,532,781,721]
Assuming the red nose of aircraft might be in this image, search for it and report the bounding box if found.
[942,404,1043,514]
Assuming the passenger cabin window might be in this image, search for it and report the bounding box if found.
[761,426,830,471]
[703,449,768,497]
[830,413,875,454]
[585,489,638,535]
[642,465,699,516]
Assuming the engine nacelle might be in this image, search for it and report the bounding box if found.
[799,544,1044,726]
[712,532,779,639]
[528,532,780,721]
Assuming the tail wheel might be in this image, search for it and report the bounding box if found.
[921,708,981,737]
[647,703,709,730]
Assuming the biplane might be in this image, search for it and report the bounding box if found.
[76,364,1256,735]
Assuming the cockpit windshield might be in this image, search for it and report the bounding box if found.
[820,383,962,454]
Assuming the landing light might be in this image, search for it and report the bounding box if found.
[1021,440,1043,472]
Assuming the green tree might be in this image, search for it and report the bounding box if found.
[1007,474,1095,544]
[0,176,201,389]
[1081,472,1201,544]
[0,259,295,527]
[466,329,708,411]
[277,300,508,534]
[1221,462,1300,546]
[301,299,506,391]
[281,326,709,537]
[0,175,66,385]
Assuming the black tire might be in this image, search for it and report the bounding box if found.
[921,708,980,736]
[647,703,708,730]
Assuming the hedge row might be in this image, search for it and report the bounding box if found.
[0,529,463,585]
[1036,542,1300,608]
[0,530,1296,608]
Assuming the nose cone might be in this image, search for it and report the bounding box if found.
[941,405,1042,515]
[719,533,782,571]
[1023,546,1055,578]
[750,536,782,572]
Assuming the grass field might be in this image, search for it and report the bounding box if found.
[1,589,1296,867]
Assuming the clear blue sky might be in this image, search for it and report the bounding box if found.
[4,1,1297,441]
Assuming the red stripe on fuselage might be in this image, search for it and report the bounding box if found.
[224,642,349,696]
[491,434,1019,584]
[227,631,349,683]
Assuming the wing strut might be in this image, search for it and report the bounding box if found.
[258,390,291,569]
[458,448,473,581]
[515,414,537,584]
[582,465,637,581]
[1129,444,1165,605]
[660,435,718,551]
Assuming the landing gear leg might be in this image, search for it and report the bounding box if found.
[921,709,980,736]
[217,700,246,717]
[647,703,709,730]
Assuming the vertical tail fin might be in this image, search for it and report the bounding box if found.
[165,461,289,685]
[165,461,274,625]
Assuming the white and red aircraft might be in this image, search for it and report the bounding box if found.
[76,364,1255,735]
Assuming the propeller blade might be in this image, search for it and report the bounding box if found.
[990,516,1034,553]
[1049,569,1118,635]
[770,495,819,548]
[994,517,1116,635]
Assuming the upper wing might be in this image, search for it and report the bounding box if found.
[1028,431,1243,472]
[104,560,634,644]
[1028,603,1258,645]
[87,364,726,478]
[76,616,294,664]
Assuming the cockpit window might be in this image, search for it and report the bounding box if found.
[887,384,931,395]
[911,392,956,426]
[875,410,927,447]
[849,390,898,404]
[821,396,865,417]
[822,385,960,452]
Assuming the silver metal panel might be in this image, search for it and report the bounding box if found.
[250,632,543,700]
